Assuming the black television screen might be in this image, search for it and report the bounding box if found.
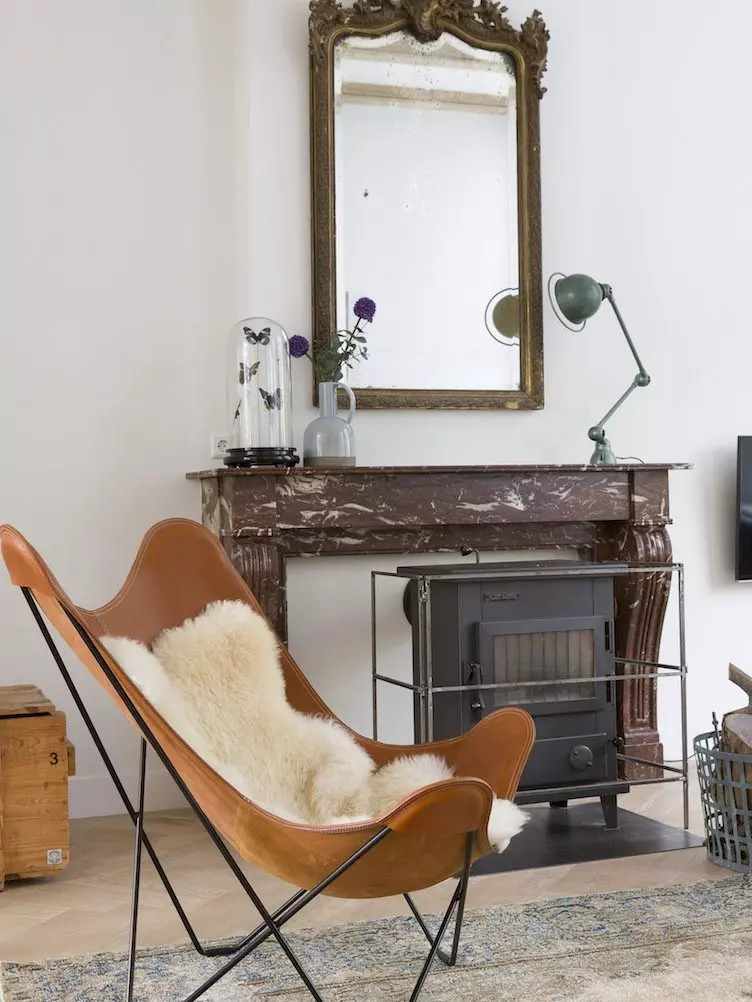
[737,437,752,580]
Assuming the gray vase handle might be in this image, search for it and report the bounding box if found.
[337,382,356,424]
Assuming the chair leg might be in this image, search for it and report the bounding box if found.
[23,590,224,959]
[126,738,148,1002]
[404,832,473,971]
[445,834,473,966]
[180,826,392,1002]
[408,886,463,1002]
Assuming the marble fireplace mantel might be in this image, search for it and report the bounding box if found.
[188,463,691,779]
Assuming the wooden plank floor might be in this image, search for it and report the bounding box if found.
[0,770,727,962]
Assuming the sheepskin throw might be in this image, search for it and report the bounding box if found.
[102,600,527,850]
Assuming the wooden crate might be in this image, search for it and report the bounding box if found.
[0,685,75,889]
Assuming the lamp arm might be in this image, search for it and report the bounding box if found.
[592,377,641,434]
[587,289,652,461]
[603,286,650,380]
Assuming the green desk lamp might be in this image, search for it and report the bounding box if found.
[549,273,651,465]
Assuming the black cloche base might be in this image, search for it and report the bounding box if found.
[224,447,300,469]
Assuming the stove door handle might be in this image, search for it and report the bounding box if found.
[466,662,487,716]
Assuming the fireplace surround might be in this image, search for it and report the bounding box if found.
[189,463,691,782]
[189,463,693,870]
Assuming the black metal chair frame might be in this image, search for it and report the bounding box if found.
[23,589,474,1002]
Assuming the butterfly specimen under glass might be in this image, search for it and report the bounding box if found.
[234,363,283,419]
[238,361,261,385]
[243,326,271,345]
[258,387,282,410]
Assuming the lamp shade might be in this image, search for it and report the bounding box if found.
[554,273,605,325]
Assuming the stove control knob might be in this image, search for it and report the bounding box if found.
[570,744,594,770]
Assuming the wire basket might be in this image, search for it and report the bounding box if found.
[695,729,752,872]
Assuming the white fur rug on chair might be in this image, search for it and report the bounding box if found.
[102,600,527,851]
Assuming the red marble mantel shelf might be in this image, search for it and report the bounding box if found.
[188,462,691,781]
[187,463,691,478]
[188,464,690,537]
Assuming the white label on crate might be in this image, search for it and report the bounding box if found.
[47,849,63,866]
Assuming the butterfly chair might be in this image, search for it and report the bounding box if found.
[0,519,534,1002]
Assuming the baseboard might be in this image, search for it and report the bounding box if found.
[68,766,188,819]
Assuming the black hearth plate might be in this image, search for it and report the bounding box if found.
[472,803,704,875]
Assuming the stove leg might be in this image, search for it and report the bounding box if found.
[601,795,619,830]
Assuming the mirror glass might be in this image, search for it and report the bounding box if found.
[334,31,520,392]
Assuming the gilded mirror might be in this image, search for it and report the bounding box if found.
[309,0,549,409]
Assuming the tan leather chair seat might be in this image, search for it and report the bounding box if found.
[0,519,534,898]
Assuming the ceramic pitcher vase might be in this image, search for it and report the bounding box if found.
[303,382,356,467]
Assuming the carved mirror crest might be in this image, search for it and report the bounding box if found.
[309,0,548,409]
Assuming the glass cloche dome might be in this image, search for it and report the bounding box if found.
[224,317,299,468]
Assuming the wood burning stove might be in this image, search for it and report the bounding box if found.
[397,561,630,829]
[371,555,691,872]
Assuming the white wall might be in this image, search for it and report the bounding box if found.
[0,0,238,814]
[2,0,749,818]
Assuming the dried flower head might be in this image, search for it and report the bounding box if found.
[288,334,310,359]
[353,297,377,323]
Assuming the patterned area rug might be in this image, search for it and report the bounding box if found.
[3,876,752,1001]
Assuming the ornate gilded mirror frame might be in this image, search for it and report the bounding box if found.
[309,0,549,409]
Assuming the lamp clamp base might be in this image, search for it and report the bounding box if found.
[588,426,616,466]
[590,440,617,466]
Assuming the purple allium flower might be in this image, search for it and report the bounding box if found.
[353,297,377,323]
[288,334,310,358]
